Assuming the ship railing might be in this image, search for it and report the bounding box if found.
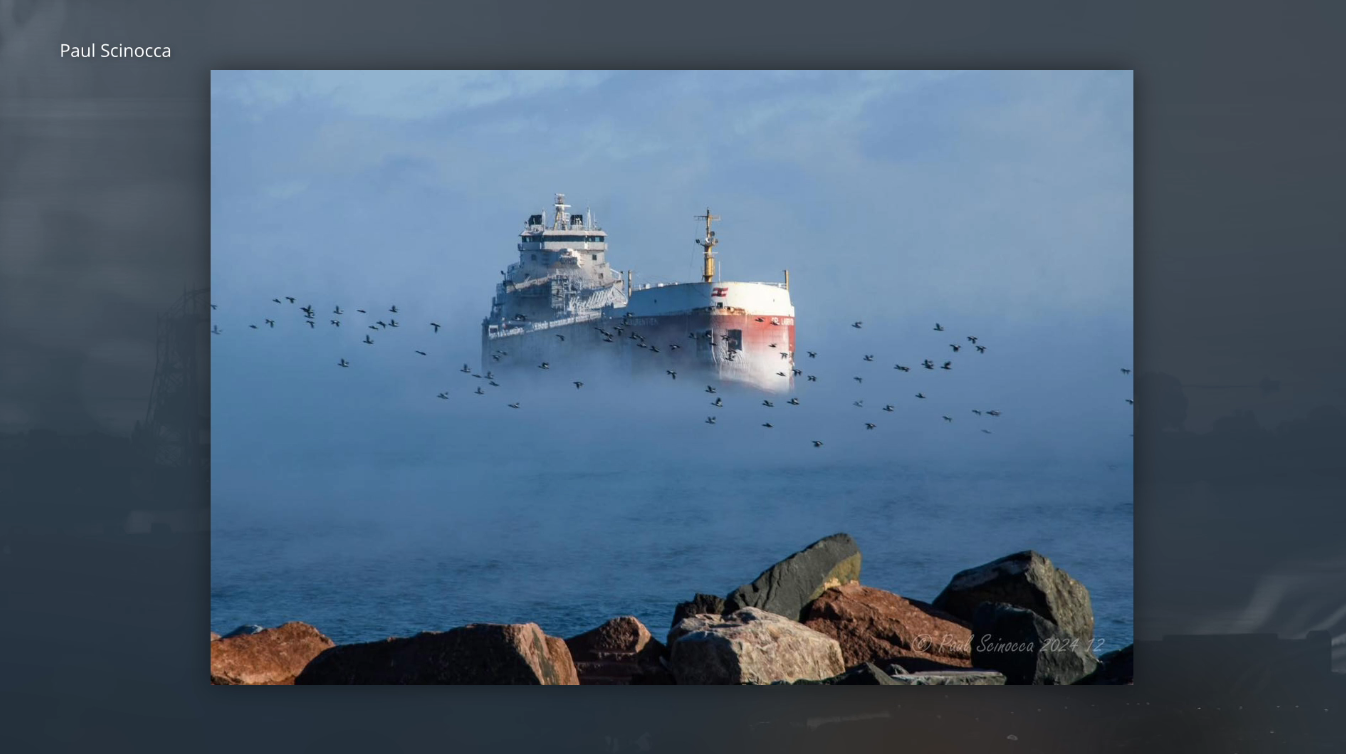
[632,281,789,291]
[486,311,603,339]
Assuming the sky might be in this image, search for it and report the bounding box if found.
[208,70,1134,467]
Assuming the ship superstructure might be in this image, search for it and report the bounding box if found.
[483,194,795,391]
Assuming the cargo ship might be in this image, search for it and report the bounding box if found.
[482,194,796,392]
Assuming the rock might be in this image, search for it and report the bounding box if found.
[210,622,335,685]
[932,551,1094,644]
[295,622,578,684]
[210,632,221,642]
[565,616,671,685]
[724,533,863,622]
[797,662,901,685]
[885,670,1007,686]
[971,602,1098,685]
[1076,643,1134,685]
[802,583,973,668]
[668,607,845,685]
[221,624,267,639]
[670,593,727,632]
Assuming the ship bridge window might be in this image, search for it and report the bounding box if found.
[591,254,597,260]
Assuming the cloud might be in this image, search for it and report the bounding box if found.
[213,70,612,120]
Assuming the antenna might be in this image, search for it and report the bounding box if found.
[695,208,720,284]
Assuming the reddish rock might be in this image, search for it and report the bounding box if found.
[210,632,221,642]
[565,616,671,685]
[669,607,845,685]
[295,622,579,685]
[210,622,335,685]
[802,583,973,668]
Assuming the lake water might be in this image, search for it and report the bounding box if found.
[211,452,1133,651]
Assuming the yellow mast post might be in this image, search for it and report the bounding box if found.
[696,208,720,283]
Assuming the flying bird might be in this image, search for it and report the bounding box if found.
[210,304,217,310]
[975,346,986,353]
[865,423,876,430]
[357,309,366,314]
[1121,368,1131,374]
[667,370,677,379]
[807,351,817,358]
[437,392,448,400]
[338,359,349,368]
[462,364,472,373]
[916,393,926,399]
[981,429,992,434]
[272,298,281,304]
[762,422,774,428]
[376,321,387,328]
[388,320,398,328]
[706,416,717,425]
[854,376,863,383]
[334,306,343,315]
[967,336,977,344]
[509,403,520,409]
[706,386,717,394]
[987,410,1001,417]
[777,371,787,377]
[389,305,398,313]
[807,375,817,382]
[762,400,774,407]
[895,364,910,372]
[538,362,550,370]
[788,398,800,405]
[475,387,485,395]
[331,320,340,327]
[286,297,295,304]
[941,362,952,370]
[265,319,274,328]
[431,323,441,332]
[711,397,723,407]
[306,321,315,329]
[556,334,565,341]
[863,355,874,362]
[950,344,961,352]
[883,405,894,412]
[972,409,983,416]
[363,335,373,344]
[415,350,426,356]
[812,440,824,447]
[301,305,314,316]
[1126,399,1135,405]
[943,416,953,423]
[574,381,583,389]
[852,322,863,329]
[853,400,864,408]
[249,324,257,329]
[933,323,943,331]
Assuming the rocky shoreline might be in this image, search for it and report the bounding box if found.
[210,533,1133,685]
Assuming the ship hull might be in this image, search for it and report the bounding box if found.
[482,311,796,392]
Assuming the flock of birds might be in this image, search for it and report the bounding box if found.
[212,298,1135,446]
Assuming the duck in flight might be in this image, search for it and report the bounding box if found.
[967,336,977,344]
[863,354,874,362]
[431,323,440,332]
[933,323,944,331]
[987,410,1001,417]
[462,364,472,373]
[853,400,864,408]
[865,423,876,430]
[306,321,315,329]
[376,321,387,329]
[943,416,953,423]
[509,402,520,409]
[556,334,565,341]
[389,305,398,313]
[538,362,550,370]
[363,334,373,344]
[941,361,952,370]
[762,422,774,428]
[883,405,894,412]
[706,386,717,394]
[475,387,485,395]
[982,429,992,434]
[807,351,817,358]
[812,440,824,447]
[706,416,717,425]
[670,344,681,351]
[894,364,910,372]
[331,320,340,327]
[916,392,926,399]
[415,350,426,356]
[1120,368,1131,374]
[776,371,787,377]
[950,344,961,352]
[388,320,398,328]
[338,359,349,368]
[334,306,343,315]
[762,400,774,407]
[437,392,448,400]
[210,304,218,310]
[807,375,817,382]
[972,409,983,416]
[792,368,803,376]
[249,324,258,329]
[301,305,314,316]
[265,319,275,328]
[667,370,677,379]
[975,345,986,353]
[286,297,295,304]
[272,298,282,304]
[852,321,863,329]
[711,397,723,407]
[1125,399,1134,405]
[788,398,800,405]
[573,381,583,389]
[922,360,935,370]
[854,376,863,383]
[357,309,366,314]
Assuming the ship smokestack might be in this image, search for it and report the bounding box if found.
[784,269,790,290]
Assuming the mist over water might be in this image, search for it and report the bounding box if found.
[211,308,1134,649]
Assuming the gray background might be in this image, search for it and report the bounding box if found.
[2,0,1344,750]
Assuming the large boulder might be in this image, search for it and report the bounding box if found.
[802,583,973,668]
[1075,643,1134,685]
[668,607,845,685]
[971,602,1098,685]
[723,533,863,622]
[210,622,335,685]
[565,616,671,685]
[932,551,1094,644]
[670,594,727,631]
[295,623,579,684]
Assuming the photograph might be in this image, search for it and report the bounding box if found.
[208,69,1134,685]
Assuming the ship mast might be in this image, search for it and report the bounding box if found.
[695,208,720,283]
